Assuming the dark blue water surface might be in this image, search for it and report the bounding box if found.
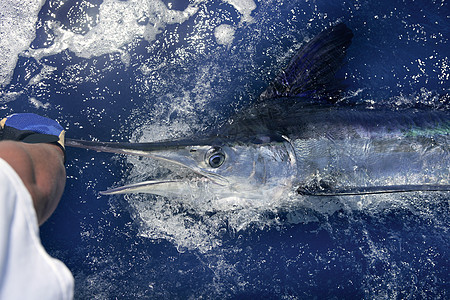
[1,0,448,298]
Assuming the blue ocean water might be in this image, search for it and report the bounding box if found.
[0,0,448,298]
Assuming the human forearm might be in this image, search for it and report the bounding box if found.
[0,141,66,225]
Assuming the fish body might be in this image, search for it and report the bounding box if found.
[286,104,449,195]
[65,23,450,201]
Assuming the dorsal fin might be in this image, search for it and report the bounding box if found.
[260,23,353,101]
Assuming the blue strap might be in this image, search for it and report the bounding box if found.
[3,113,64,136]
[0,113,65,157]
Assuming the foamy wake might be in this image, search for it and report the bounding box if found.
[0,0,257,87]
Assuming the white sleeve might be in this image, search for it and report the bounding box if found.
[0,158,74,300]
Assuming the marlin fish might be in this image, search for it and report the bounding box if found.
[66,24,450,200]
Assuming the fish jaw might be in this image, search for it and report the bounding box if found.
[100,177,297,209]
[100,179,211,198]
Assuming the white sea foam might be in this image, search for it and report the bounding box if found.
[223,0,256,23]
[0,91,22,104]
[214,24,235,46]
[0,0,258,88]
[29,97,50,109]
[0,0,45,86]
[28,64,57,85]
[27,0,199,60]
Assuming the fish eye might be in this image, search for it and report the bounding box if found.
[206,147,225,168]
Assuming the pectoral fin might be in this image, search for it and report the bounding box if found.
[297,185,450,196]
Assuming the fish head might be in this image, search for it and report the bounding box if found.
[102,135,298,201]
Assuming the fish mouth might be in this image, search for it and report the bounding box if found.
[65,137,230,196]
